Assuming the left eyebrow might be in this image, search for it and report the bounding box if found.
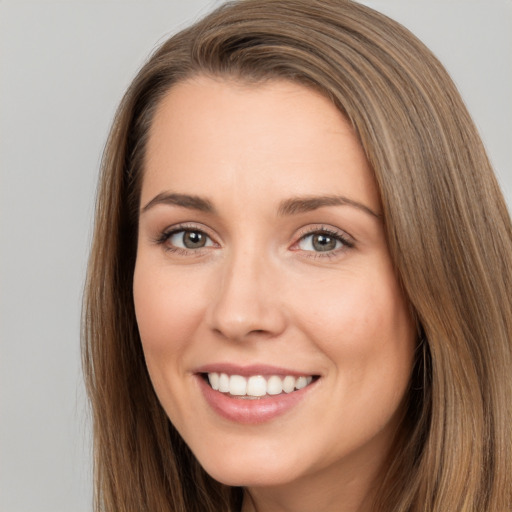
[277,195,381,219]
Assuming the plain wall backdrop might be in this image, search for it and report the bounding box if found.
[1,1,510,511]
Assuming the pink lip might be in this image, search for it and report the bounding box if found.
[194,362,313,378]
[194,365,318,425]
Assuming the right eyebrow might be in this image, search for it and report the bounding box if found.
[140,192,215,215]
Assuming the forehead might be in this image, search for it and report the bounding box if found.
[142,76,380,213]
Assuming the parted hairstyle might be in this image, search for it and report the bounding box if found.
[82,1,512,511]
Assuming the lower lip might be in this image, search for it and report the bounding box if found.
[197,375,316,424]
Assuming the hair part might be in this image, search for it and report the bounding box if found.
[83,1,512,510]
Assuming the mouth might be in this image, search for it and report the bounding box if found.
[202,372,319,399]
[195,366,320,424]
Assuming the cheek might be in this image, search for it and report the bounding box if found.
[292,267,415,384]
[133,261,208,359]
[296,275,408,341]
[304,275,415,429]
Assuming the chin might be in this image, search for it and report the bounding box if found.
[198,449,303,488]
[208,467,295,488]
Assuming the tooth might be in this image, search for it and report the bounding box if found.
[229,375,247,395]
[208,372,220,391]
[295,376,308,390]
[210,372,314,396]
[218,373,230,392]
[247,375,267,396]
[267,375,283,395]
[282,375,295,393]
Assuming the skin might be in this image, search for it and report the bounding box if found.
[133,76,416,512]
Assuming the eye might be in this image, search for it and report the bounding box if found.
[296,228,353,254]
[155,226,216,253]
[169,229,213,249]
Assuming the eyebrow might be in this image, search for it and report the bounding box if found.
[141,191,380,219]
[277,195,381,219]
[141,192,215,214]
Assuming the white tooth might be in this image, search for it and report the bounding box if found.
[267,375,283,395]
[208,372,220,391]
[247,375,267,396]
[229,375,247,395]
[295,376,308,390]
[282,375,295,393]
[219,373,230,392]
[306,376,313,385]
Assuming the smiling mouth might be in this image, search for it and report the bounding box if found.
[203,372,318,399]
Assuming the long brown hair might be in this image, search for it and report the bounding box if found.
[82,1,512,510]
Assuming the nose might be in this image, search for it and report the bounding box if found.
[206,249,287,342]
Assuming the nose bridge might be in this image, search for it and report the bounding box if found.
[207,240,285,341]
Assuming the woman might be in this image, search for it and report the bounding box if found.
[82,0,512,511]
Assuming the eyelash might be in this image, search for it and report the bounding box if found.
[154,224,354,258]
[293,226,354,259]
[154,223,215,256]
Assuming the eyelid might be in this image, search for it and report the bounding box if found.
[153,222,220,251]
[290,224,355,254]
[298,224,354,240]
[152,222,354,257]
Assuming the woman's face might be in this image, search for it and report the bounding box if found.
[134,77,416,498]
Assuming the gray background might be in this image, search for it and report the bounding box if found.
[1,1,510,511]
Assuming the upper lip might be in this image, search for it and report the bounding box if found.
[194,363,318,377]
